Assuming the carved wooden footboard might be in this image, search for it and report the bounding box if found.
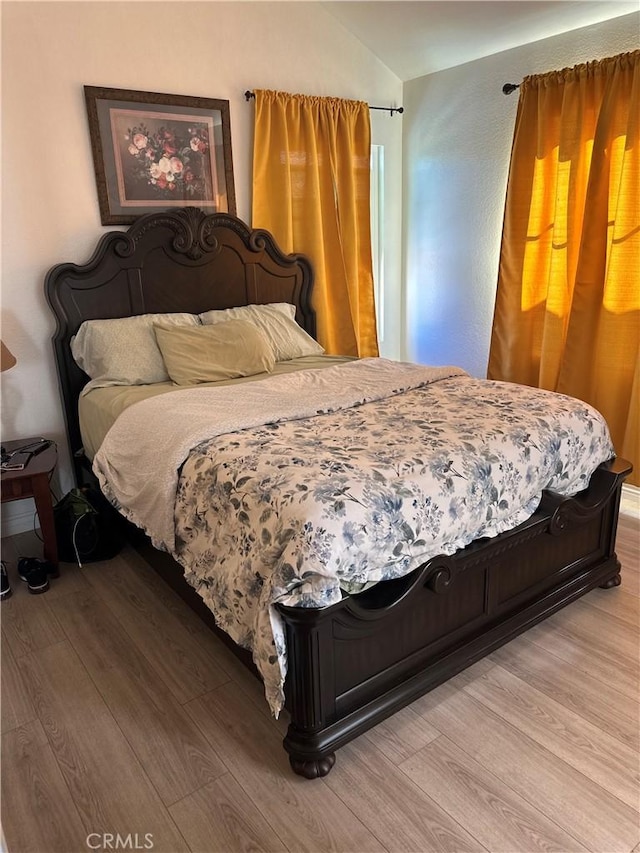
[279,457,630,777]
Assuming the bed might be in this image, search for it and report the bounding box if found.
[46,207,631,778]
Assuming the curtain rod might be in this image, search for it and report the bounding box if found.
[502,82,521,95]
[244,90,404,115]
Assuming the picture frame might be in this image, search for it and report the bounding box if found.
[84,86,236,225]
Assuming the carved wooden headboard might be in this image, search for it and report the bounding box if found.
[45,207,314,478]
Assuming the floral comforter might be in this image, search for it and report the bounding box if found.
[166,363,614,714]
[94,358,614,713]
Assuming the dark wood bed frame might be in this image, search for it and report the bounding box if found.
[46,207,631,778]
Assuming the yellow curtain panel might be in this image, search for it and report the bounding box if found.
[489,51,639,485]
[252,89,379,358]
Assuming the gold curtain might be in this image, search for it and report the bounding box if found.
[488,51,639,485]
[252,89,379,357]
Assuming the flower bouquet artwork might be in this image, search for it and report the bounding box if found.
[117,116,215,202]
[85,87,236,225]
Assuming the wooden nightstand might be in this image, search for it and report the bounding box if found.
[1,438,58,567]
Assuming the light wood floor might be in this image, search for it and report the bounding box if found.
[2,514,638,853]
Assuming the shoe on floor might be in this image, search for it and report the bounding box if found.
[1,561,11,600]
[17,556,59,581]
[16,557,52,595]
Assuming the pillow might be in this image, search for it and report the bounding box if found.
[72,313,200,391]
[198,303,324,361]
[154,319,276,385]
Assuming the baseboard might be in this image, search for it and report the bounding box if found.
[620,483,639,519]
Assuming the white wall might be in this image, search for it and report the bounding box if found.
[1,1,402,534]
[402,12,639,377]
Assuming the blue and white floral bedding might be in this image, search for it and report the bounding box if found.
[94,358,615,714]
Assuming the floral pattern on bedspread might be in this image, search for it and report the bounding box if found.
[174,376,614,714]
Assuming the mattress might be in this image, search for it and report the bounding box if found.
[79,354,353,459]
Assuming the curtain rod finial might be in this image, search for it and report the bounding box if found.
[502,82,520,95]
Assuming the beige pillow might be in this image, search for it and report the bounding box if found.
[198,303,324,361]
[72,312,200,393]
[154,319,276,385]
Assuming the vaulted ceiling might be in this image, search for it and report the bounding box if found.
[321,1,638,81]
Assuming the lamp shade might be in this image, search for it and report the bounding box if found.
[1,341,16,372]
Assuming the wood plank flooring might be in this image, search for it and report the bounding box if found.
[2,513,638,853]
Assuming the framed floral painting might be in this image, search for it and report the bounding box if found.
[84,86,236,224]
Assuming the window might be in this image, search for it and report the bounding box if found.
[370,144,384,342]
